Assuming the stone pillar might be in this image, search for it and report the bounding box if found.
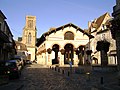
[46,52,52,66]
[86,50,92,65]
[46,48,52,66]
[38,55,41,64]
[60,48,65,66]
[60,54,64,66]
[36,55,39,64]
[58,52,61,65]
[74,52,79,65]
[101,50,108,66]
[42,53,46,65]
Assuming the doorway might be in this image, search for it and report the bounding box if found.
[77,46,85,65]
[64,44,74,64]
[52,44,59,64]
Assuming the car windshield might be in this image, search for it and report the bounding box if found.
[5,62,16,67]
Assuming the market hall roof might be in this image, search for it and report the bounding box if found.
[36,23,94,47]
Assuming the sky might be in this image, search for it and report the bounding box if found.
[0,0,116,40]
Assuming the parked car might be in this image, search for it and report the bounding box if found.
[0,61,9,76]
[5,60,22,79]
[0,61,9,81]
[11,55,24,67]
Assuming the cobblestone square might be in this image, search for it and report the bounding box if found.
[0,64,120,90]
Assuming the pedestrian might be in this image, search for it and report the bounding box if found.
[69,60,72,73]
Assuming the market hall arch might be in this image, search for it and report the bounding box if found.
[64,43,74,65]
[52,44,59,64]
[76,45,85,65]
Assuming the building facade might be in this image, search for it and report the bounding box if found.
[88,12,117,65]
[0,10,16,61]
[36,23,93,66]
[22,16,37,61]
[15,41,28,60]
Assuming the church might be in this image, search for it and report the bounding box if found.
[21,16,37,61]
[36,23,93,66]
[20,12,117,67]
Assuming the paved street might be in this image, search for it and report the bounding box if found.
[20,64,92,90]
[0,64,120,90]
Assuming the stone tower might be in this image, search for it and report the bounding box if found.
[22,16,36,61]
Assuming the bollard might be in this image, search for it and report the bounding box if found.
[68,71,70,76]
[118,78,120,86]
[86,72,90,81]
[100,77,103,84]
[55,67,56,71]
[62,70,64,74]
[52,67,54,70]
[58,68,60,72]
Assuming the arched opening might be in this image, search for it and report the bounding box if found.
[28,33,32,44]
[77,46,85,65]
[52,44,59,64]
[92,57,98,64]
[64,31,74,40]
[64,44,74,64]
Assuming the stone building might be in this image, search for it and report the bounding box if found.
[22,16,37,61]
[0,10,16,61]
[88,12,117,65]
[15,41,28,60]
[111,0,120,70]
[36,23,93,66]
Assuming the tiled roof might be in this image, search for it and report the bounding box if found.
[36,23,94,47]
[89,12,111,34]
[95,12,109,29]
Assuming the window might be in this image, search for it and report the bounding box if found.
[28,33,32,44]
[64,31,74,40]
[18,46,20,49]
[101,34,105,40]
[28,20,33,28]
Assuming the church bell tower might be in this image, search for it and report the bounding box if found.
[22,16,36,61]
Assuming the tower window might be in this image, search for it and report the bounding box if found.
[64,31,74,40]
[28,33,32,44]
[28,20,33,28]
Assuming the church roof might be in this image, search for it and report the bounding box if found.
[95,13,108,29]
[88,12,111,33]
[36,23,94,47]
